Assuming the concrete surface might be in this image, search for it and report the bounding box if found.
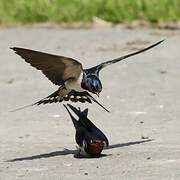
[0,27,180,180]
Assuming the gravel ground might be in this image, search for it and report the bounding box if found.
[0,27,180,180]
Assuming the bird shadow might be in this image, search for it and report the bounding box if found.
[105,139,153,150]
[6,139,153,162]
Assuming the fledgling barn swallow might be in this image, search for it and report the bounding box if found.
[11,40,164,112]
[63,104,109,158]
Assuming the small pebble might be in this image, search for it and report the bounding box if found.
[159,70,167,74]
[63,163,72,167]
[7,79,14,84]
[106,95,110,99]
[141,135,149,139]
[49,114,60,118]
[150,92,156,96]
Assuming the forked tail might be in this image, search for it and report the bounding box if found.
[10,90,109,113]
[10,90,60,112]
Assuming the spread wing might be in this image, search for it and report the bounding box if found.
[85,40,164,75]
[11,47,83,86]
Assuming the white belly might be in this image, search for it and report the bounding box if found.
[65,72,84,92]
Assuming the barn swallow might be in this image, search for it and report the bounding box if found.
[11,40,164,112]
[63,104,109,158]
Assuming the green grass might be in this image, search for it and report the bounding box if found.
[0,0,180,25]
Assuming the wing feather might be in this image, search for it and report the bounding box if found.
[85,40,164,75]
[11,47,82,86]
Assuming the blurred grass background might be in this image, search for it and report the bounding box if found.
[0,0,180,25]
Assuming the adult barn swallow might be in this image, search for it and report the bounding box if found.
[11,40,163,112]
[64,104,109,157]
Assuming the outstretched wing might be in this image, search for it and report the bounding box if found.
[85,40,164,75]
[11,47,83,86]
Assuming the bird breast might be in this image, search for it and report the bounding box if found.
[65,72,84,92]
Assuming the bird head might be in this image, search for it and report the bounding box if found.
[82,74,102,95]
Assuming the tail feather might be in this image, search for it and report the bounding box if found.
[86,93,110,112]
[63,104,79,129]
[66,91,109,112]
[10,90,60,112]
[10,102,38,112]
[10,89,109,113]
